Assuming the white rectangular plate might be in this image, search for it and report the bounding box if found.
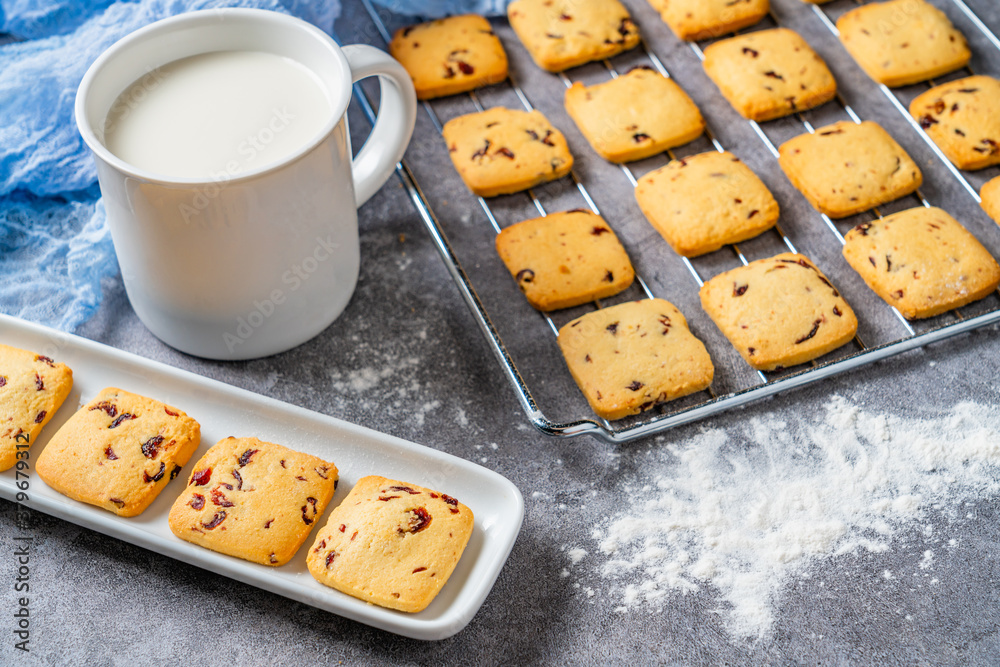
[0,314,524,640]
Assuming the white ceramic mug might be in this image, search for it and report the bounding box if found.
[76,8,416,360]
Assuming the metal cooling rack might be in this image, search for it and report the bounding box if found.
[354,0,1000,443]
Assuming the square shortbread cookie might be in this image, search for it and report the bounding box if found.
[389,15,508,100]
[702,28,838,122]
[507,0,640,72]
[909,75,1000,171]
[36,387,201,517]
[646,0,770,42]
[982,176,1000,226]
[168,437,338,566]
[495,209,635,311]
[842,206,1000,319]
[557,298,714,420]
[699,253,858,371]
[306,476,474,613]
[564,66,705,163]
[837,0,970,88]
[778,120,922,219]
[634,150,779,257]
[442,107,574,197]
[0,344,73,472]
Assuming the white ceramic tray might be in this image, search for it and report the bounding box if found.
[0,314,524,640]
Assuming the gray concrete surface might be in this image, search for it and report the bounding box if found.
[2,0,1000,664]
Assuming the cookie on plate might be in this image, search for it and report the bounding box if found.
[909,76,1000,171]
[564,67,705,163]
[507,0,640,72]
[699,253,858,371]
[837,0,970,88]
[778,120,922,218]
[842,206,1000,319]
[442,107,573,197]
[982,176,1000,226]
[634,150,779,257]
[702,28,837,122]
[35,387,200,517]
[557,298,714,420]
[0,345,73,472]
[306,475,474,613]
[388,15,508,100]
[495,209,635,311]
[647,0,769,41]
[168,437,338,566]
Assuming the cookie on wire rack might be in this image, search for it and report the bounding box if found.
[699,253,858,371]
[564,67,705,163]
[442,106,574,197]
[982,176,1000,226]
[909,75,1000,171]
[778,120,922,219]
[842,206,1000,319]
[506,0,640,72]
[495,209,635,311]
[557,298,714,420]
[634,150,779,257]
[702,28,838,122]
[646,0,770,42]
[388,15,508,100]
[836,0,970,88]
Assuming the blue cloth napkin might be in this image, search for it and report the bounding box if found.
[368,0,508,17]
[0,0,340,331]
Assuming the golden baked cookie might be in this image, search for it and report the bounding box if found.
[837,0,970,87]
[842,206,1000,319]
[563,67,705,163]
[702,28,837,122]
[495,209,635,311]
[634,150,779,257]
[909,76,1000,171]
[306,475,474,613]
[778,120,922,219]
[557,298,714,420]
[35,387,200,517]
[981,176,1000,226]
[168,436,338,566]
[646,0,770,41]
[442,106,573,197]
[388,15,508,100]
[507,0,640,72]
[699,253,858,371]
[0,344,73,472]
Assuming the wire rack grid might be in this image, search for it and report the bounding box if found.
[351,0,1000,443]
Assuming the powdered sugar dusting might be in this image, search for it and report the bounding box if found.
[590,396,1000,640]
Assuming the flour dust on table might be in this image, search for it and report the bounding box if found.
[573,392,1000,640]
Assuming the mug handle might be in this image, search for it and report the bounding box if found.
[342,44,417,207]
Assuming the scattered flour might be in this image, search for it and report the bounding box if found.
[590,396,1000,640]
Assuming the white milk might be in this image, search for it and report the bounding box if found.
[103,50,332,180]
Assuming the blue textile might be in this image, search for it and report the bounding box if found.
[0,0,340,331]
[369,0,508,17]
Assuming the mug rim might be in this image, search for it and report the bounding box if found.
[75,8,350,187]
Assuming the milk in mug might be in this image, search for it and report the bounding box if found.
[103,50,332,180]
